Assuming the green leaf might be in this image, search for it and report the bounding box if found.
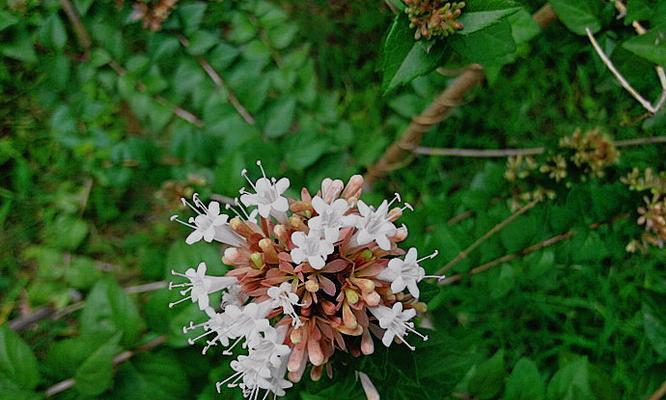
[285,130,330,170]
[166,241,225,278]
[80,279,145,347]
[546,359,594,400]
[262,97,296,138]
[109,352,190,400]
[0,10,19,32]
[622,24,666,65]
[468,350,506,399]
[458,8,521,35]
[45,215,88,250]
[381,14,447,93]
[178,2,207,34]
[40,14,67,49]
[625,0,653,23]
[74,333,122,396]
[1,29,37,64]
[549,0,601,35]
[187,30,219,56]
[0,325,40,391]
[643,301,666,357]
[451,20,516,65]
[504,358,545,400]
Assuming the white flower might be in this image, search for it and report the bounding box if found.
[352,199,397,251]
[369,302,428,350]
[169,262,237,311]
[217,327,292,399]
[377,248,440,299]
[308,196,356,242]
[221,284,248,309]
[267,282,303,327]
[290,230,334,269]
[184,301,273,354]
[240,161,290,219]
[170,194,244,246]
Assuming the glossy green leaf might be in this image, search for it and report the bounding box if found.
[504,358,545,400]
[80,279,145,347]
[0,326,39,391]
[622,24,666,65]
[458,8,521,35]
[549,0,601,35]
[381,14,447,93]
[74,333,122,396]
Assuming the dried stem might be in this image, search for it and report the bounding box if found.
[649,380,666,400]
[59,0,92,52]
[363,3,557,188]
[439,230,574,285]
[178,36,255,125]
[414,135,666,158]
[45,335,166,397]
[586,27,659,114]
[435,199,541,276]
[9,281,166,332]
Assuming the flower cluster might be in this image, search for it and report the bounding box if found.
[130,0,179,31]
[504,128,619,210]
[404,0,465,40]
[622,168,666,252]
[168,162,441,399]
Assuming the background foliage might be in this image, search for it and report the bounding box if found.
[1,0,665,399]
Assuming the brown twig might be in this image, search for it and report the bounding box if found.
[44,335,166,397]
[59,0,92,52]
[178,36,255,125]
[439,230,574,285]
[649,380,666,400]
[436,199,541,275]
[9,281,166,332]
[363,3,557,188]
[447,210,474,225]
[414,135,666,158]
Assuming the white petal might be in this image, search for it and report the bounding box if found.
[240,193,257,207]
[308,256,325,269]
[331,198,349,213]
[258,204,271,218]
[308,216,323,230]
[405,248,418,264]
[376,235,391,251]
[382,331,394,347]
[291,248,306,264]
[273,196,289,212]
[186,230,203,244]
[407,280,420,299]
[356,229,373,245]
[204,227,216,242]
[311,196,327,214]
[208,201,220,216]
[391,278,407,294]
[357,200,371,216]
[341,215,358,227]
[275,177,290,194]
[291,231,306,247]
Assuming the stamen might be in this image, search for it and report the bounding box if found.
[217,371,243,391]
[170,269,189,278]
[404,323,429,341]
[423,274,446,281]
[188,328,216,345]
[192,193,209,212]
[388,192,402,208]
[417,250,439,263]
[256,160,267,179]
[241,169,257,190]
[179,287,193,296]
[170,215,197,229]
[235,198,253,220]
[168,296,191,308]
[225,203,244,219]
[401,203,414,212]
[181,197,202,215]
[397,335,416,351]
[168,282,191,290]
[222,336,245,355]
[182,321,206,334]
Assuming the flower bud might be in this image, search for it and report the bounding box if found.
[305,279,319,293]
[250,252,263,269]
[344,288,360,305]
[363,291,381,306]
[342,174,364,200]
[258,238,278,264]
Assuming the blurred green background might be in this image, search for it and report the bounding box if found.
[1,0,665,399]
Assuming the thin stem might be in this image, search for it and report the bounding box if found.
[178,36,255,125]
[414,135,666,159]
[59,0,92,52]
[586,27,657,114]
[439,231,575,285]
[9,281,167,332]
[649,380,666,400]
[435,199,541,275]
[45,336,166,397]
